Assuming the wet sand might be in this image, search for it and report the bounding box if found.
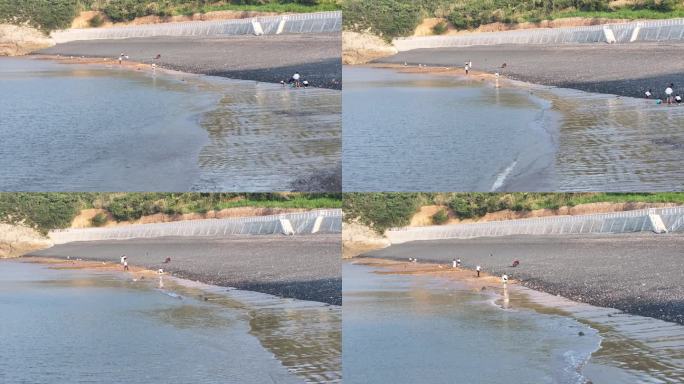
[378,42,684,98]
[26,234,341,305]
[37,33,342,89]
[362,233,684,324]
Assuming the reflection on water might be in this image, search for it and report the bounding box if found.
[343,263,599,384]
[518,286,684,383]
[196,81,341,191]
[250,307,342,383]
[0,57,341,191]
[170,279,342,383]
[344,262,684,384]
[343,66,684,192]
[0,261,341,383]
[140,305,234,329]
[534,88,684,191]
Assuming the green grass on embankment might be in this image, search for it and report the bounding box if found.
[0,0,339,33]
[551,8,684,20]
[197,1,340,14]
[343,193,684,233]
[95,0,339,22]
[0,193,341,234]
[342,0,684,41]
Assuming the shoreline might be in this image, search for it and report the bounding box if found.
[374,42,684,98]
[32,54,201,79]
[359,233,684,324]
[25,235,341,305]
[35,33,342,90]
[18,256,340,307]
[347,257,684,382]
[350,257,515,294]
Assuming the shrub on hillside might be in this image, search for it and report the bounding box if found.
[432,21,448,35]
[342,0,422,41]
[431,209,449,225]
[88,14,105,27]
[343,193,423,233]
[0,193,83,234]
[0,0,79,32]
[90,212,108,227]
[631,0,677,12]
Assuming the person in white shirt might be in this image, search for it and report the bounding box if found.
[123,259,129,271]
[452,259,457,268]
[665,83,674,104]
[476,265,481,277]
[120,255,126,265]
[676,94,682,104]
[645,89,652,98]
[502,274,508,285]
[456,258,461,267]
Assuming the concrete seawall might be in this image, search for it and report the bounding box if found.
[393,18,684,51]
[51,11,341,43]
[49,209,342,244]
[386,206,684,244]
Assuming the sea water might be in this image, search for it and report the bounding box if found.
[0,261,340,383]
[0,58,340,191]
[342,66,684,192]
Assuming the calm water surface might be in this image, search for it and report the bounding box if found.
[343,66,556,191]
[0,261,340,383]
[343,262,683,384]
[343,66,684,192]
[0,58,340,191]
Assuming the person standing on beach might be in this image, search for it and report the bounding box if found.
[665,84,674,104]
[502,274,508,285]
[120,255,126,265]
[290,72,301,87]
[456,258,462,267]
[123,258,129,271]
[476,265,481,277]
[452,258,457,268]
[464,62,469,75]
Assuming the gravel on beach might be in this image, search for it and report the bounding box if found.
[363,233,684,324]
[27,234,341,305]
[37,33,342,90]
[378,42,684,98]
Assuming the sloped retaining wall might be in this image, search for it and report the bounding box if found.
[49,209,341,244]
[393,18,684,51]
[52,11,341,43]
[386,206,684,244]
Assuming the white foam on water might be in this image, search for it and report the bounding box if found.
[491,160,517,191]
[513,284,684,383]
